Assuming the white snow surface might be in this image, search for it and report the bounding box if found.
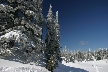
[0,57,108,72]
[0,59,49,72]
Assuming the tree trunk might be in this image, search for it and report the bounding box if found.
[51,67,53,72]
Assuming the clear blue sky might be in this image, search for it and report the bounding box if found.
[43,0,108,51]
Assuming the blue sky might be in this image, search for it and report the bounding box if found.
[43,0,108,51]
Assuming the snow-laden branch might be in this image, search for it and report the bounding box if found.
[0,30,36,49]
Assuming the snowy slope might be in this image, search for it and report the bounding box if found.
[56,58,108,72]
[1,58,108,72]
[0,58,88,72]
[0,58,49,72]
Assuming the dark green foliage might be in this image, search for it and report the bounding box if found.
[97,56,101,60]
[45,54,57,72]
[0,0,44,64]
[44,5,61,72]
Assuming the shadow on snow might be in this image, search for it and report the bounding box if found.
[54,62,89,72]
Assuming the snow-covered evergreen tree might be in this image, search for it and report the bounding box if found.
[86,48,92,61]
[45,4,61,72]
[65,49,70,63]
[0,0,44,64]
[45,4,55,62]
[54,11,62,62]
[69,50,74,62]
[62,46,67,57]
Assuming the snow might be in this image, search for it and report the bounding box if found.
[0,57,108,72]
[25,10,34,15]
[54,58,108,72]
[0,30,22,41]
[0,59,49,72]
[0,30,36,48]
